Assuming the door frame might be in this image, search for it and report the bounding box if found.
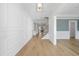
[69,20,77,39]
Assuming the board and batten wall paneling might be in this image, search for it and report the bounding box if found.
[56,19,69,39]
[56,19,79,39]
[57,19,69,31]
[6,4,33,56]
[0,4,33,55]
[76,20,79,39]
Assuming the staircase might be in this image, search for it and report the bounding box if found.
[33,17,49,39]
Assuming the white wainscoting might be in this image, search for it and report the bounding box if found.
[57,31,70,39]
[76,31,79,39]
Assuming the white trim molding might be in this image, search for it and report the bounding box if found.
[53,16,57,45]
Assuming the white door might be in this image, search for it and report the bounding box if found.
[69,21,76,38]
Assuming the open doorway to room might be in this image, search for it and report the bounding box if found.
[33,17,49,39]
[69,20,77,39]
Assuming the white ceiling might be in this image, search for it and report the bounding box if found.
[21,3,79,19]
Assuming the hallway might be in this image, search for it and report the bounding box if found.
[0,3,79,56]
[16,34,79,56]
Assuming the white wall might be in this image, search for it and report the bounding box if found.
[0,4,8,56]
[48,16,55,45]
[0,4,33,56]
[7,4,33,56]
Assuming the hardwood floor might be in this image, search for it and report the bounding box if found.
[16,35,79,56]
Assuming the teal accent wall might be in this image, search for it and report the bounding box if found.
[57,19,69,31]
[77,20,79,31]
[56,19,79,31]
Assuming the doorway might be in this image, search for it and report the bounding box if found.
[69,20,77,39]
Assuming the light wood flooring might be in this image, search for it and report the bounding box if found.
[16,35,79,56]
